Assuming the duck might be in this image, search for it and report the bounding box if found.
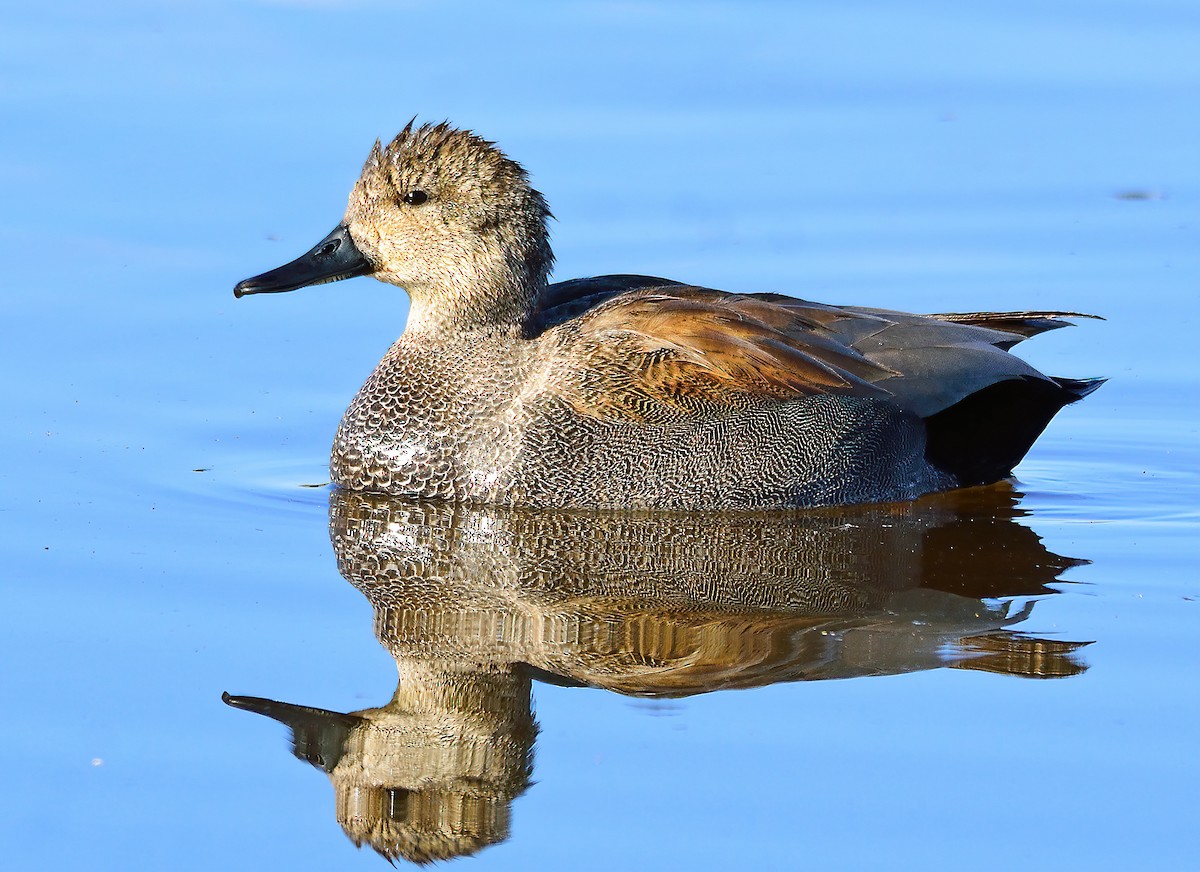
[234,121,1102,509]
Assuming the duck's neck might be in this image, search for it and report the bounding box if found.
[401,250,549,339]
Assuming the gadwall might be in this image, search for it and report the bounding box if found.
[234,121,1102,509]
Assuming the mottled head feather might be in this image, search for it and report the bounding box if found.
[342,122,555,330]
[353,122,551,233]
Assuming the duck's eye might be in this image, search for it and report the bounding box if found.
[403,190,429,206]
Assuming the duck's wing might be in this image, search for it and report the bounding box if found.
[543,285,1098,424]
[544,286,897,422]
[832,306,1100,418]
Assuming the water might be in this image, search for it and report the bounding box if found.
[3,1,1197,868]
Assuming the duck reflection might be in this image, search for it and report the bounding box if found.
[225,486,1088,863]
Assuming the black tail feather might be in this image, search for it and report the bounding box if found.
[1053,376,1107,401]
[924,376,1103,487]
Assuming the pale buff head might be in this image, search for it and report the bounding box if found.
[344,121,554,330]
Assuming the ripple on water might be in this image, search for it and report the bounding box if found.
[175,452,333,521]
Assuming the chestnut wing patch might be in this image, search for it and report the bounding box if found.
[551,288,896,422]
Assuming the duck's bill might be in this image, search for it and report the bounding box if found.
[233,224,371,297]
[221,691,357,727]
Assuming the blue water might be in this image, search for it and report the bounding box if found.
[3,1,1198,868]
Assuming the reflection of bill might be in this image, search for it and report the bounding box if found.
[225,485,1089,862]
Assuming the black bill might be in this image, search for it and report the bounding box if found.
[233,224,371,297]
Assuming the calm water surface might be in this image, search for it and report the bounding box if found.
[4,2,1198,869]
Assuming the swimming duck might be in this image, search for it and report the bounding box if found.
[234,121,1101,509]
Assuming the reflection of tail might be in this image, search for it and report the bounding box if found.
[950,633,1091,679]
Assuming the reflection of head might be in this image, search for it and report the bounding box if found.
[225,660,536,864]
[334,663,535,864]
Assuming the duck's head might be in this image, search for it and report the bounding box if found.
[234,121,553,331]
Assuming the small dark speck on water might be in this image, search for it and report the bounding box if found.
[1113,189,1165,201]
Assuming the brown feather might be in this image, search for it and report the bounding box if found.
[550,287,895,422]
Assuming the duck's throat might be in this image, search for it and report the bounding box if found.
[402,258,548,336]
